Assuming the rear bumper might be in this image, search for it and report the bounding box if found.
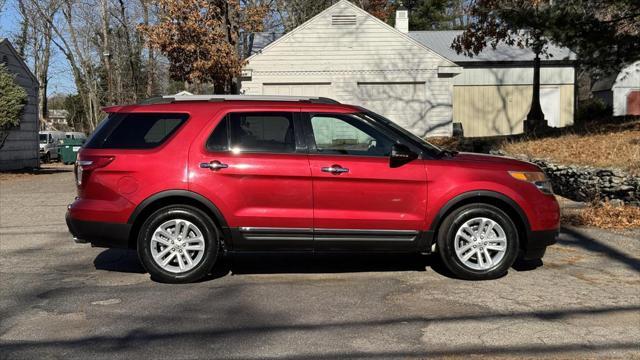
[66,211,132,249]
[522,229,558,260]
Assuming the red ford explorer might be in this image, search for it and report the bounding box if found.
[66,95,559,283]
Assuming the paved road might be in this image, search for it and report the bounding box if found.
[1,166,639,359]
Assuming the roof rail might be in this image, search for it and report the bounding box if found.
[140,95,340,105]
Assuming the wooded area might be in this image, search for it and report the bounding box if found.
[2,0,638,132]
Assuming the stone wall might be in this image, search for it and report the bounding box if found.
[516,156,639,206]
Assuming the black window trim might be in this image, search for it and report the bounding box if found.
[301,112,423,159]
[204,110,307,155]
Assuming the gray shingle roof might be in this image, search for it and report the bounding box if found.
[408,30,576,63]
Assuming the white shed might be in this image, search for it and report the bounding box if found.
[612,61,640,116]
[0,39,39,171]
[242,0,458,137]
[592,61,640,116]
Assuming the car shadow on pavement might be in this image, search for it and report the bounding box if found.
[94,249,146,274]
[205,253,459,282]
[93,249,460,280]
[227,253,442,275]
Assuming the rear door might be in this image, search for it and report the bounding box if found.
[190,109,313,251]
[303,113,428,251]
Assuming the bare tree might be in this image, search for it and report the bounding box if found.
[140,0,156,97]
[15,0,59,125]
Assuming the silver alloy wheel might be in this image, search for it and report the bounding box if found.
[453,217,507,271]
[150,219,206,274]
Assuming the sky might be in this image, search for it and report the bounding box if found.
[0,0,77,95]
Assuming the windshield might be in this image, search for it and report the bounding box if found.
[39,134,48,143]
[358,111,442,155]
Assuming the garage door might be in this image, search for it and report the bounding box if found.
[262,83,332,97]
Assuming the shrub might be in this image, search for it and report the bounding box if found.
[0,63,28,130]
[576,97,611,122]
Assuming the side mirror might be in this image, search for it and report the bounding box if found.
[390,143,418,168]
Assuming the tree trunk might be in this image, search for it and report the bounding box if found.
[37,19,53,126]
[141,0,155,98]
[117,0,139,102]
[16,0,29,58]
[100,0,114,104]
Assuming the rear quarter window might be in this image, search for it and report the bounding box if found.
[85,113,188,149]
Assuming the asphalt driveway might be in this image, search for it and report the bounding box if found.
[1,166,639,359]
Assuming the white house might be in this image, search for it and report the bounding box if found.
[242,0,576,137]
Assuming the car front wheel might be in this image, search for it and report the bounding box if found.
[137,205,220,283]
[437,203,519,280]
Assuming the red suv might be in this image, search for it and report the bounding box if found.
[66,95,559,283]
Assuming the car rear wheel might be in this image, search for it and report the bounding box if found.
[137,205,219,283]
[437,203,519,280]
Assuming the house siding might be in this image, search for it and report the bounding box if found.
[243,0,456,137]
[0,40,39,171]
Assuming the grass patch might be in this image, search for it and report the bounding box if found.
[562,201,640,230]
[500,120,640,175]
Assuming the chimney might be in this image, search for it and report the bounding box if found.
[395,3,408,33]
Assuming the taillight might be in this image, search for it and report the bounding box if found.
[75,155,115,185]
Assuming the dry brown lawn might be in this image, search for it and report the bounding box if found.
[500,121,640,175]
[562,201,640,230]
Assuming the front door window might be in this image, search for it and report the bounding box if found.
[309,115,394,157]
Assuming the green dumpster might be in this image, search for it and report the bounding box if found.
[59,138,85,165]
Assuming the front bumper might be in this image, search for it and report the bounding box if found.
[66,211,132,248]
[522,229,558,260]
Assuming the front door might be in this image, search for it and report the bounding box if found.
[190,110,313,251]
[303,113,428,251]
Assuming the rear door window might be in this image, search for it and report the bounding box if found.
[206,112,296,153]
[85,113,188,149]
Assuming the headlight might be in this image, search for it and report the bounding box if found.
[509,171,553,194]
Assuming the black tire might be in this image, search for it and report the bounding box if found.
[437,203,519,280]
[42,152,50,163]
[137,205,220,283]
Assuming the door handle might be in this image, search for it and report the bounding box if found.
[321,164,349,174]
[200,160,229,171]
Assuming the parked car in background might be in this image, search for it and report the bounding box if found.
[39,130,65,163]
[66,95,560,283]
